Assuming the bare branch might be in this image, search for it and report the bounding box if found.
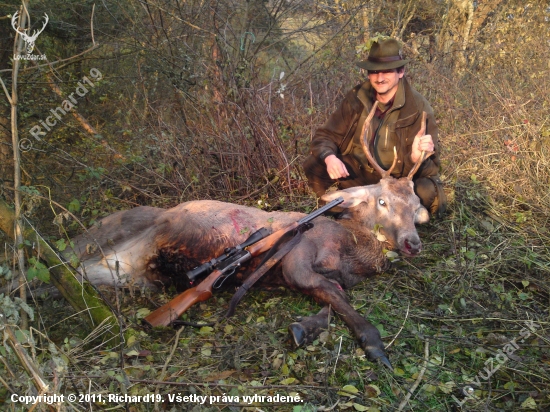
[91,3,96,46]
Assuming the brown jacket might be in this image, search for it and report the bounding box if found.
[310,77,440,179]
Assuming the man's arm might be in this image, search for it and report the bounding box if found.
[404,106,440,176]
[310,88,362,179]
[310,88,361,161]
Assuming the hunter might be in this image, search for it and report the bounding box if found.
[303,37,446,217]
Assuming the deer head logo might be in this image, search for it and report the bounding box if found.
[11,11,49,55]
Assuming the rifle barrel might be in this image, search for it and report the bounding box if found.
[297,197,344,225]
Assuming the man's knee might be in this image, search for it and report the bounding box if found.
[414,176,447,218]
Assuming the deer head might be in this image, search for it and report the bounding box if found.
[11,11,49,55]
[322,102,433,256]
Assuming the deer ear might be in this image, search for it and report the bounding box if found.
[321,187,370,209]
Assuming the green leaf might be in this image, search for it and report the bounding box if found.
[375,324,387,336]
[520,397,537,409]
[55,239,67,252]
[518,292,529,300]
[68,253,80,268]
[430,354,443,365]
[27,258,50,283]
[126,335,136,347]
[338,385,359,397]
[481,220,495,232]
[393,367,405,376]
[199,326,214,334]
[438,381,455,394]
[503,381,515,390]
[353,403,369,411]
[18,301,35,321]
[464,250,476,260]
[280,377,296,385]
[136,308,150,319]
[68,198,81,213]
[201,343,212,357]
[466,228,477,236]
[15,330,29,343]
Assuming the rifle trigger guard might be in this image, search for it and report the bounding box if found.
[213,274,229,289]
[213,264,239,289]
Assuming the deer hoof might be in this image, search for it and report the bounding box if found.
[288,323,306,347]
[364,346,393,371]
[377,355,393,371]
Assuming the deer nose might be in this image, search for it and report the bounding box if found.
[404,238,422,255]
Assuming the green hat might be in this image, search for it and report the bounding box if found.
[356,38,409,71]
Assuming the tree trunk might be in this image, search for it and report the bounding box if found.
[11,2,29,329]
[0,8,14,190]
[438,0,475,71]
[0,105,11,189]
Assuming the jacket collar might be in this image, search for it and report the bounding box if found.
[356,78,420,128]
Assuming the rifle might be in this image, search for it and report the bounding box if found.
[142,197,344,327]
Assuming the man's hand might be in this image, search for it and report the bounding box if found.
[324,154,349,179]
[411,134,434,163]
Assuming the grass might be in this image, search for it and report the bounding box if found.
[1,12,550,410]
[2,105,550,411]
[5,184,547,411]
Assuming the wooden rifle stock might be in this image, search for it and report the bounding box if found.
[142,271,218,327]
[142,197,343,328]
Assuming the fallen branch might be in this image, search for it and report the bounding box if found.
[397,339,430,411]
[0,314,55,412]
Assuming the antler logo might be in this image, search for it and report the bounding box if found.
[11,11,49,55]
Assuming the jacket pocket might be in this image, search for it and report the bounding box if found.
[381,122,398,151]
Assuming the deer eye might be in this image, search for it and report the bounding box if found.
[378,199,386,206]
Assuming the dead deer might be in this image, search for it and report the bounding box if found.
[71,104,432,369]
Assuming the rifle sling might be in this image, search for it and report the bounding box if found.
[225,225,309,318]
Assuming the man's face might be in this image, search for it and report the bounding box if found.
[368,69,404,98]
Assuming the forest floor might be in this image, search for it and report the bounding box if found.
[20,175,550,411]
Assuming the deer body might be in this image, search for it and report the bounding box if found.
[70,104,432,368]
[72,176,428,368]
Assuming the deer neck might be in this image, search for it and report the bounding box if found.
[338,219,390,268]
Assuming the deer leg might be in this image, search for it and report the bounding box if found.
[282,254,391,369]
[288,306,332,347]
[313,281,391,370]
